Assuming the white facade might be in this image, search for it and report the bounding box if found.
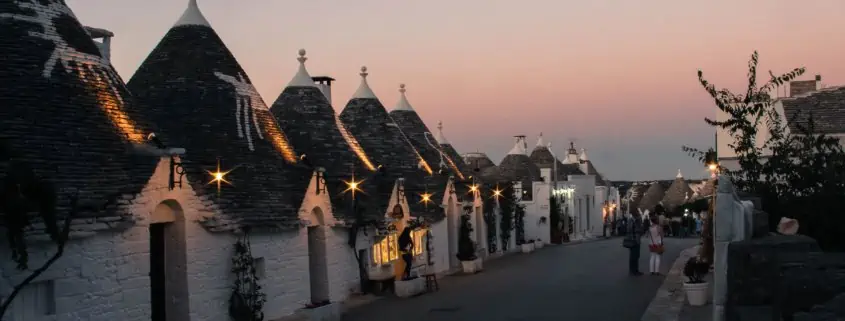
[0,158,460,321]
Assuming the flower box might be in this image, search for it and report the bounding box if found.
[302,302,341,321]
[520,242,535,253]
[461,257,484,274]
[394,276,426,298]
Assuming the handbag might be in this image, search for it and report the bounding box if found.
[623,238,637,249]
[648,232,664,254]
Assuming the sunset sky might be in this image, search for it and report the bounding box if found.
[67,0,845,181]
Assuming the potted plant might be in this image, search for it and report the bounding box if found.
[518,238,534,253]
[534,238,544,249]
[683,257,710,306]
[456,213,480,273]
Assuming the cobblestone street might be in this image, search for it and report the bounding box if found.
[344,237,697,321]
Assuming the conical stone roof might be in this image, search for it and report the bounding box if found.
[435,121,472,177]
[638,181,666,213]
[339,67,439,219]
[498,137,542,183]
[0,0,159,233]
[661,170,694,211]
[126,0,310,231]
[389,85,465,180]
[529,135,568,181]
[270,50,378,221]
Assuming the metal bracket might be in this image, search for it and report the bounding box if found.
[315,168,327,195]
[168,155,185,190]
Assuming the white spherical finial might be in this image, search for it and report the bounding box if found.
[297,49,307,63]
[438,121,443,131]
[399,83,406,94]
[360,66,368,78]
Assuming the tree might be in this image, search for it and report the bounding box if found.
[0,139,116,319]
[684,51,845,251]
[456,206,477,261]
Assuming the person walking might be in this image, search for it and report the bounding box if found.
[623,213,644,276]
[648,216,665,275]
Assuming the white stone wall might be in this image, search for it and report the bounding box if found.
[429,218,451,274]
[566,175,597,238]
[0,157,341,321]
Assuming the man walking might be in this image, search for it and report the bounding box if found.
[623,213,644,276]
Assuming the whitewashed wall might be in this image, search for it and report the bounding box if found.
[0,157,338,321]
[566,175,597,238]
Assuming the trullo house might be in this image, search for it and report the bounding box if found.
[337,67,451,282]
[0,0,316,320]
[661,169,694,213]
[125,0,339,320]
[388,84,484,270]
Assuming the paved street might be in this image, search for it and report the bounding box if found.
[344,237,698,321]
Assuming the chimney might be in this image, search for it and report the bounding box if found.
[83,26,114,62]
[789,74,822,97]
[312,76,335,105]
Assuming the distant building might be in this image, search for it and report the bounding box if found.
[717,74,845,171]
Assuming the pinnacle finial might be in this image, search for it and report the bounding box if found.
[399,83,406,94]
[437,121,443,131]
[297,49,307,63]
[360,66,368,78]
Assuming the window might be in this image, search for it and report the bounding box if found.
[412,229,426,256]
[11,280,55,320]
[371,229,428,265]
[372,233,398,265]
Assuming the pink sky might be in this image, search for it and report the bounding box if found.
[68,0,845,180]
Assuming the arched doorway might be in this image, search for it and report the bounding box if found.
[446,197,457,269]
[307,207,330,304]
[149,200,189,321]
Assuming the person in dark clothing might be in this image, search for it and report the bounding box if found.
[624,213,644,276]
[397,227,414,280]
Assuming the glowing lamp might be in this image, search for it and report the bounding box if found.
[492,188,502,198]
[343,177,363,198]
[469,184,478,193]
[206,159,233,194]
[420,192,432,204]
[708,163,718,171]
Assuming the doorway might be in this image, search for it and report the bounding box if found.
[149,200,189,321]
[307,207,330,304]
[149,223,166,321]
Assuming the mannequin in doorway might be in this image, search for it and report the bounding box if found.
[398,227,414,280]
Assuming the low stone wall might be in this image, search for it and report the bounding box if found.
[725,234,845,321]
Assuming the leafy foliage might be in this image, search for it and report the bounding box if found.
[514,193,527,245]
[229,230,267,321]
[684,51,845,250]
[456,206,477,261]
[683,257,710,284]
[497,183,516,250]
[549,196,563,241]
[483,188,498,253]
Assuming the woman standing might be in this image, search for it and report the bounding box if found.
[648,216,664,275]
[397,227,414,280]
